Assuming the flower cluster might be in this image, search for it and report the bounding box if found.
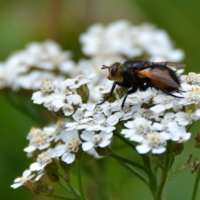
[31,73,95,114]
[11,69,200,189]
[0,40,75,91]
[80,20,184,61]
[7,20,200,198]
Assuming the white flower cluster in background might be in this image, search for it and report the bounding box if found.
[1,20,184,94]
[80,20,184,61]
[0,40,76,91]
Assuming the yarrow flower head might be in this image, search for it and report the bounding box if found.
[81,130,113,151]
[0,40,76,91]
[180,87,200,106]
[31,73,95,114]
[50,130,82,164]
[80,20,184,61]
[11,169,43,189]
[24,127,53,153]
[136,131,170,154]
[30,151,52,171]
[9,20,200,200]
[11,170,35,189]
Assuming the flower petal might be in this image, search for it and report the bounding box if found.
[82,142,94,151]
[62,153,75,164]
[136,144,151,154]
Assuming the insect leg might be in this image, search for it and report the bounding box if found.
[121,86,138,108]
[152,84,183,98]
[97,82,117,105]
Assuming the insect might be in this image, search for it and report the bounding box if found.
[98,59,186,108]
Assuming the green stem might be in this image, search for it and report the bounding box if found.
[113,130,136,150]
[157,171,168,200]
[58,172,86,200]
[118,160,149,186]
[109,149,148,173]
[156,156,174,200]
[77,157,86,200]
[141,154,158,199]
[150,154,165,170]
[192,168,200,200]
[117,158,159,200]
[59,179,73,195]
[167,163,189,182]
[114,129,159,197]
[67,182,81,199]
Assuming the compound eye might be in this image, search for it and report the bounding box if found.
[110,62,120,77]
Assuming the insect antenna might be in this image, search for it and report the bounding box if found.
[102,65,110,69]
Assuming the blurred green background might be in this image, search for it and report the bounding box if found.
[1,0,200,200]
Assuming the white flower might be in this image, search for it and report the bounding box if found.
[134,24,184,61]
[163,112,176,120]
[24,127,53,153]
[69,73,95,89]
[66,117,96,131]
[43,120,65,142]
[80,23,105,56]
[179,87,200,105]
[14,71,62,91]
[97,114,119,133]
[66,94,82,106]
[62,104,74,116]
[66,112,118,133]
[167,122,191,142]
[72,106,87,121]
[30,151,52,171]
[85,148,103,159]
[32,79,55,104]
[182,72,200,86]
[52,130,81,164]
[136,131,170,154]
[151,94,182,113]
[175,111,200,126]
[59,60,77,76]
[44,93,66,112]
[96,81,113,94]
[80,20,184,61]
[1,40,75,91]
[121,118,152,142]
[133,108,160,122]
[11,170,35,189]
[128,90,154,105]
[81,130,113,151]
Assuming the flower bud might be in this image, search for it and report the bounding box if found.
[45,160,59,182]
[23,180,48,195]
[190,161,200,173]
[195,132,200,148]
[95,147,109,156]
[48,185,54,194]
[173,143,184,155]
[76,84,89,103]
[63,174,70,183]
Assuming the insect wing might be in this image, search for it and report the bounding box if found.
[138,68,180,88]
[153,62,186,68]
